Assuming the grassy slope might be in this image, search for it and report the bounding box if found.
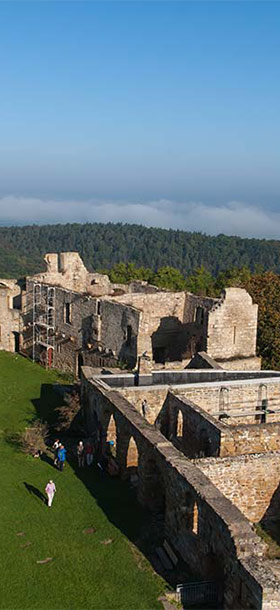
[0,352,164,610]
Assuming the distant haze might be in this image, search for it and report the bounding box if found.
[0,196,280,240]
[0,2,279,238]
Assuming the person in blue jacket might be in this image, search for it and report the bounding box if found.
[57,445,67,471]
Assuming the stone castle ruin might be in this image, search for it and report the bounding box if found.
[2,251,280,608]
[81,366,280,609]
[0,251,261,373]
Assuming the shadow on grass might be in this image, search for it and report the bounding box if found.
[31,383,68,429]
[32,383,193,589]
[68,455,193,588]
[4,430,22,451]
[24,482,46,505]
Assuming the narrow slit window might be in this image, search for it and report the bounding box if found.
[64,302,72,325]
[126,325,132,346]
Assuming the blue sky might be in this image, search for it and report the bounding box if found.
[0,1,280,237]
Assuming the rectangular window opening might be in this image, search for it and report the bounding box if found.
[64,302,72,325]
[126,325,132,346]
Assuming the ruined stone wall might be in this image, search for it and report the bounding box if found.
[194,453,280,524]
[221,423,280,456]
[81,368,280,609]
[23,281,141,373]
[0,280,21,352]
[166,392,280,458]
[167,393,222,457]
[175,379,280,425]
[207,287,258,362]
[119,386,169,425]
[28,252,113,296]
[112,291,186,360]
[100,300,140,368]
[217,356,262,370]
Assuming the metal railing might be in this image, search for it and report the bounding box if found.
[176,580,222,608]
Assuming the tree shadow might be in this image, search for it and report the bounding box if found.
[31,382,195,588]
[40,452,57,468]
[68,454,193,588]
[24,482,46,504]
[31,383,68,428]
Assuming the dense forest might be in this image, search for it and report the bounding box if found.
[1,222,280,278]
[1,222,280,369]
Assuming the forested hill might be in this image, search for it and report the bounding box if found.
[1,222,280,278]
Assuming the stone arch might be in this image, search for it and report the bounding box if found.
[126,436,139,468]
[176,409,183,437]
[192,501,199,534]
[106,413,117,447]
[184,494,199,535]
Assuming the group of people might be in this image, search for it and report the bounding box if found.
[44,429,120,508]
[52,439,67,471]
[76,440,94,467]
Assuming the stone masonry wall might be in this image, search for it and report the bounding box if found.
[112,291,186,360]
[24,281,141,372]
[207,287,258,361]
[81,368,280,609]
[119,386,168,425]
[100,299,140,368]
[175,378,280,425]
[0,280,21,352]
[194,452,280,523]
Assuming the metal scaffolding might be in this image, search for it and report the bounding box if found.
[32,283,56,367]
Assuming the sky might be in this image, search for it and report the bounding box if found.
[0,1,280,238]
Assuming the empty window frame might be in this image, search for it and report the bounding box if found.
[126,325,132,346]
[64,302,72,325]
[194,306,205,325]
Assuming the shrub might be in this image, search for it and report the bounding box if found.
[20,420,49,455]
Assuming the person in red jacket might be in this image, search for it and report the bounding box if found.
[85,441,94,466]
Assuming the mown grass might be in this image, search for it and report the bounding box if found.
[0,352,165,610]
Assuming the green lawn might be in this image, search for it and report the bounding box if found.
[0,352,165,610]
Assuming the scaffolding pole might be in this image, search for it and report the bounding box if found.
[32,283,56,368]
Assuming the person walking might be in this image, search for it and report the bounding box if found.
[57,445,67,471]
[52,439,61,466]
[141,399,147,418]
[77,441,85,468]
[45,480,56,507]
[85,441,94,466]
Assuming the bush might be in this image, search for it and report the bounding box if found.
[20,420,49,455]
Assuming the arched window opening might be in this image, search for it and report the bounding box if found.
[192,501,199,535]
[176,410,183,438]
[256,383,268,423]
[126,437,139,469]
[218,387,229,420]
[107,414,117,455]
